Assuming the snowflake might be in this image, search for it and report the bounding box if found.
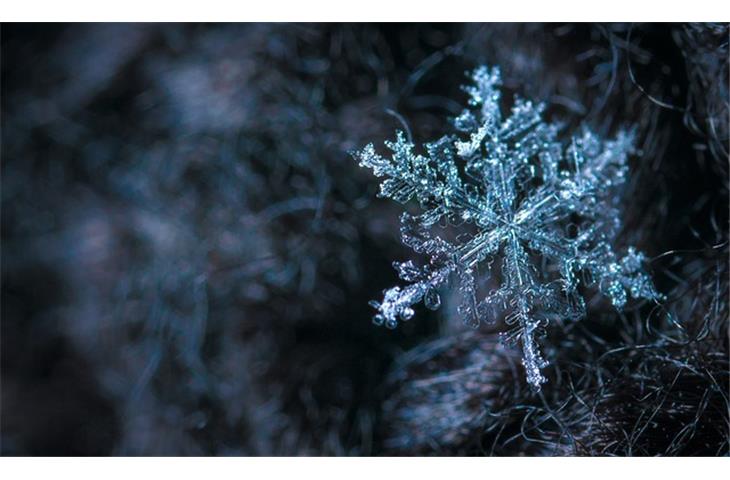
[354,65,662,389]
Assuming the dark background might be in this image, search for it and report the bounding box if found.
[1,23,728,455]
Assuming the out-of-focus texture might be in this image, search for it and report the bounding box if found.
[2,23,728,456]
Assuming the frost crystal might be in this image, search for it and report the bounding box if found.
[355,65,663,390]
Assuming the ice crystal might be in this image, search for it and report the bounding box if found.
[355,65,662,389]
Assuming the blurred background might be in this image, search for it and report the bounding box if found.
[1,23,728,456]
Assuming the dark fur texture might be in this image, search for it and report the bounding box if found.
[2,23,728,456]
